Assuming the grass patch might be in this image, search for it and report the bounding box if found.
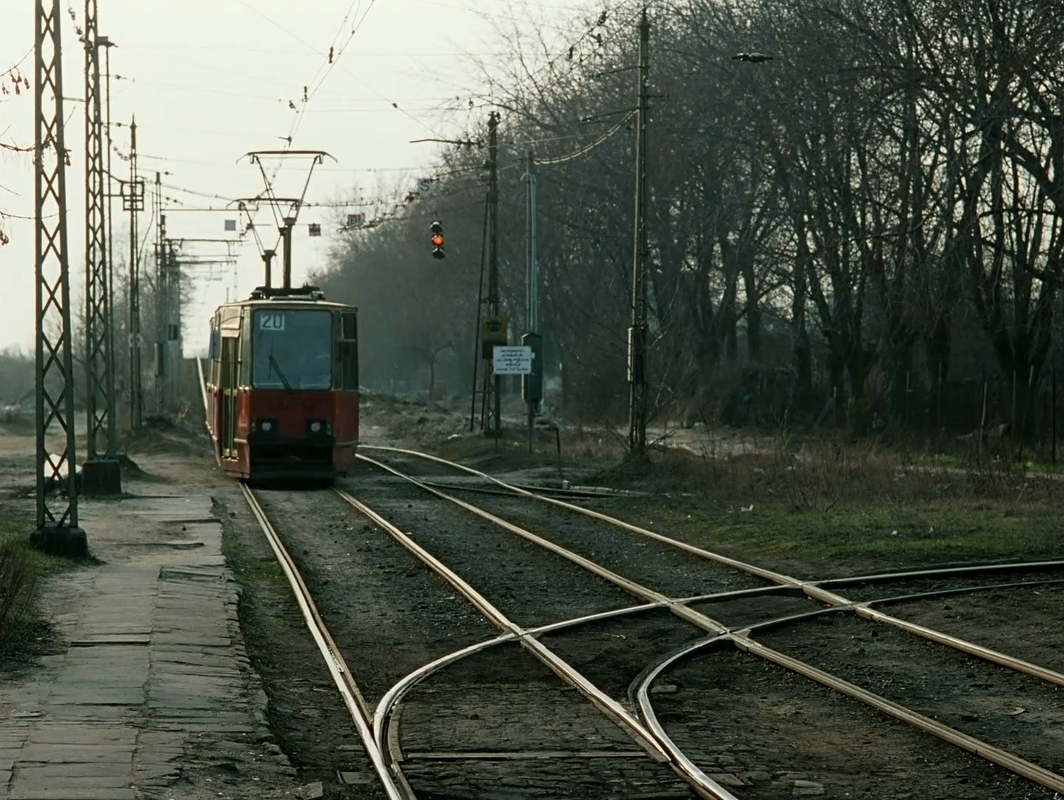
[0,514,75,671]
[596,439,1064,576]
[917,451,1064,475]
[630,499,1064,577]
[421,431,614,476]
[361,394,1064,576]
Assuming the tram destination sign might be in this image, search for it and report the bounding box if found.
[492,345,533,375]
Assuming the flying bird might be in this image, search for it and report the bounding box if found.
[731,52,773,63]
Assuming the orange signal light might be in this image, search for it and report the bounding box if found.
[431,234,444,247]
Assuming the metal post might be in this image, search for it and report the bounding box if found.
[126,116,144,430]
[627,10,650,460]
[81,0,119,493]
[262,249,274,288]
[33,0,86,554]
[281,218,295,289]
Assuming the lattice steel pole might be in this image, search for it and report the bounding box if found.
[81,0,121,494]
[33,0,87,555]
[101,35,118,454]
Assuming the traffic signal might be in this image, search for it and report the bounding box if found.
[430,220,445,259]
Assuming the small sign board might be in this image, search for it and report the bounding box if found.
[417,177,437,196]
[481,315,508,358]
[493,345,532,375]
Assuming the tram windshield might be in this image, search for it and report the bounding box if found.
[251,309,333,390]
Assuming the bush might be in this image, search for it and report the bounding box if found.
[0,535,37,650]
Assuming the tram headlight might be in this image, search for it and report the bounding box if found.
[306,419,331,437]
[254,419,278,434]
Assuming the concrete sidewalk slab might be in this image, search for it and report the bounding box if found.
[0,474,300,800]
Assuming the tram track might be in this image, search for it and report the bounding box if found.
[240,483,413,800]
[358,445,1064,685]
[227,419,1064,797]
[346,445,1064,795]
[243,482,714,798]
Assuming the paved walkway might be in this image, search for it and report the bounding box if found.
[0,483,299,799]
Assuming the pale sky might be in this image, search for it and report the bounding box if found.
[0,0,585,355]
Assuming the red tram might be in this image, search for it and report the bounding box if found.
[204,285,359,482]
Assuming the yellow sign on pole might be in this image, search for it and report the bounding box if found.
[481,315,508,358]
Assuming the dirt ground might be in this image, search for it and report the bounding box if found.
[3,398,1063,799]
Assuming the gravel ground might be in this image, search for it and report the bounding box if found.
[336,467,640,628]
[450,492,770,599]
[218,490,390,799]
[879,583,1064,670]
[536,608,705,702]
[652,646,1061,799]
[397,644,695,798]
[689,590,825,630]
[756,612,1064,775]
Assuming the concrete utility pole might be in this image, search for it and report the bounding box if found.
[81,0,120,494]
[123,117,145,430]
[167,239,181,401]
[33,0,87,555]
[153,171,166,414]
[628,9,650,460]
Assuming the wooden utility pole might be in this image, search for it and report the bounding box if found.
[628,10,650,459]
[489,112,501,442]
[479,112,503,442]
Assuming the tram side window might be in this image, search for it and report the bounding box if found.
[339,312,358,391]
[239,312,251,386]
[209,327,221,385]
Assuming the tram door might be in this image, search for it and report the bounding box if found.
[220,334,238,459]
